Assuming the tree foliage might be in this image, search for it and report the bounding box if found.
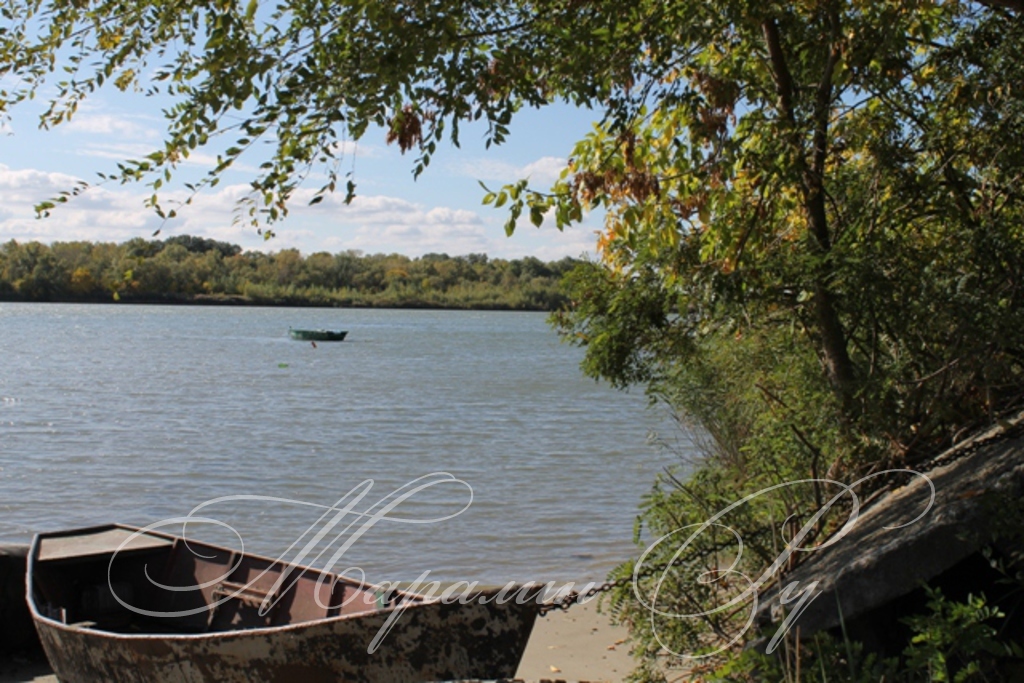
[5,0,1021,437]
[1,0,637,229]
[543,0,1024,456]
[541,3,1024,675]
[5,0,1024,676]
[0,238,577,309]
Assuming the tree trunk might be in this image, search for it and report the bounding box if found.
[806,7,857,413]
[764,13,858,414]
[806,184,857,413]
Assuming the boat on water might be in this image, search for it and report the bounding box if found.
[289,328,348,342]
[27,524,540,683]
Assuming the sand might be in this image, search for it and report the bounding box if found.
[515,598,636,682]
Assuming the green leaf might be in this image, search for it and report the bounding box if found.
[530,205,544,227]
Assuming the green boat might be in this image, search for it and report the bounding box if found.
[288,328,348,342]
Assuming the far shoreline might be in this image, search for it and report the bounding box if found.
[0,295,560,313]
[0,238,577,313]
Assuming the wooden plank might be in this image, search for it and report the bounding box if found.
[37,528,172,562]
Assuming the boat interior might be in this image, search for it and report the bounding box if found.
[30,526,407,634]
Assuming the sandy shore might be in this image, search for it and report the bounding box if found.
[1,599,635,683]
[516,598,636,682]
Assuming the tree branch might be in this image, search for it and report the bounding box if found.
[762,18,796,123]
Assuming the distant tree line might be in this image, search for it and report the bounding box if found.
[0,237,580,310]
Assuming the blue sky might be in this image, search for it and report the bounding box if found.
[0,86,605,259]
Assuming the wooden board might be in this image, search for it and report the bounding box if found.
[37,528,172,562]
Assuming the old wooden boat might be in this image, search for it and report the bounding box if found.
[27,524,540,682]
[289,328,348,342]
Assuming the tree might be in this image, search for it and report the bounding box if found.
[5,0,1024,674]
[4,1,1020,419]
[0,0,614,229]
[543,0,1024,454]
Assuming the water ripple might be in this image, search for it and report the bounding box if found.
[0,304,686,583]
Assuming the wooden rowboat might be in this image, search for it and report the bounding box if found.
[27,524,540,682]
[289,328,348,341]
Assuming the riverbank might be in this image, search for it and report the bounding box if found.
[0,239,577,311]
[516,599,635,681]
[0,293,559,311]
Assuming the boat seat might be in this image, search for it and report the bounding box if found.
[211,579,278,607]
[208,579,279,630]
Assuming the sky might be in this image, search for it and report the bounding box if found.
[0,83,607,260]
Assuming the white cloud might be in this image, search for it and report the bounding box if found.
[72,141,161,162]
[49,102,259,174]
[453,155,567,185]
[0,164,163,242]
[331,140,381,158]
[0,163,598,259]
[520,156,570,183]
[62,113,160,140]
[0,165,484,254]
[72,141,262,175]
[272,191,492,255]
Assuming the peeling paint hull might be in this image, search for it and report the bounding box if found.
[28,525,538,682]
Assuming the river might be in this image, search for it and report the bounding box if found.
[0,303,686,585]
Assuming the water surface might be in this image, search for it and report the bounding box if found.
[0,303,685,584]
